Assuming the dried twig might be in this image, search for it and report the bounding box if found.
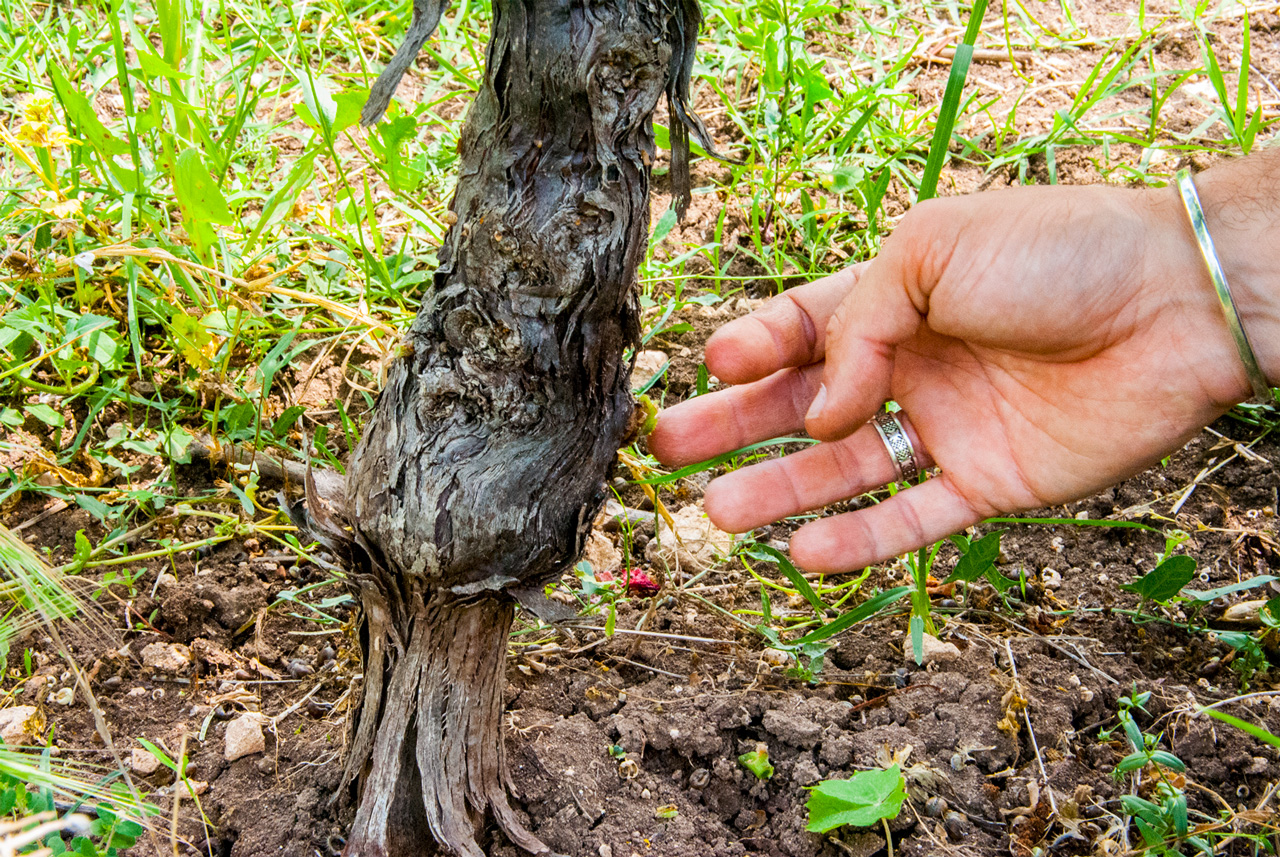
[917,46,1035,66]
[11,500,69,533]
[984,613,1120,685]
[606,654,687,680]
[1005,640,1058,817]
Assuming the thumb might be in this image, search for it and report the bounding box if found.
[804,204,954,441]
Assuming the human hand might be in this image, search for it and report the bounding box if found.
[650,184,1255,573]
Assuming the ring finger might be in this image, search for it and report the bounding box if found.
[703,411,933,533]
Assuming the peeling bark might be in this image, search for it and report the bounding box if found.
[325,1,711,855]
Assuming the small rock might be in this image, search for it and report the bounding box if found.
[155,572,178,590]
[0,706,39,745]
[1223,599,1267,625]
[185,780,209,796]
[583,531,622,575]
[130,748,161,775]
[224,714,267,762]
[645,506,733,574]
[630,350,668,390]
[903,633,961,665]
[141,642,194,673]
[760,648,791,668]
[598,846,613,857]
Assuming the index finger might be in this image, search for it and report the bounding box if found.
[648,362,823,466]
[706,262,868,384]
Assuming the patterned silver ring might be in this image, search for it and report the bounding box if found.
[871,411,919,483]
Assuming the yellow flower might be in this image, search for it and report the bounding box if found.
[35,190,82,220]
[22,97,55,125]
[17,120,75,150]
[48,198,83,219]
[16,120,52,147]
[16,98,76,150]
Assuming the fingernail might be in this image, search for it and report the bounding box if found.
[806,384,827,422]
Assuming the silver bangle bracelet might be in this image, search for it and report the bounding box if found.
[1174,168,1273,404]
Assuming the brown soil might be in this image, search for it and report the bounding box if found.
[4,1,1280,855]
[7,332,1280,857]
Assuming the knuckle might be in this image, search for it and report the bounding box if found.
[790,365,822,418]
[774,461,806,513]
[829,440,869,491]
[895,495,928,552]
[780,292,819,358]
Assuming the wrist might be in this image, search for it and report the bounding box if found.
[1184,155,1280,393]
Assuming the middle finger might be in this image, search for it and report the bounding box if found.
[702,414,933,532]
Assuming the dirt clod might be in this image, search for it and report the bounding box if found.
[902,633,962,665]
[130,747,161,775]
[646,505,733,574]
[140,642,193,673]
[224,713,267,762]
[0,706,38,746]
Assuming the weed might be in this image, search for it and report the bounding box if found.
[1197,12,1265,154]
[0,763,151,857]
[805,764,905,834]
[0,523,80,662]
[1104,688,1200,855]
[740,543,910,679]
[738,745,775,780]
[1098,688,1280,855]
[1118,539,1196,610]
[90,566,142,601]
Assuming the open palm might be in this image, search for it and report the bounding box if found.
[650,184,1250,573]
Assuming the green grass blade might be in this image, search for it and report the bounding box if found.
[0,523,81,648]
[1200,708,1280,750]
[791,586,912,645]
[0,746,156,818]
[1200,27,1234,131]
[917,0,988,202]
[1236,12,1251,139]
[633,437,817,486]
[744,544,826,616]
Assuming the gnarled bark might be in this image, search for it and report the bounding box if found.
[329,1,711,854]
